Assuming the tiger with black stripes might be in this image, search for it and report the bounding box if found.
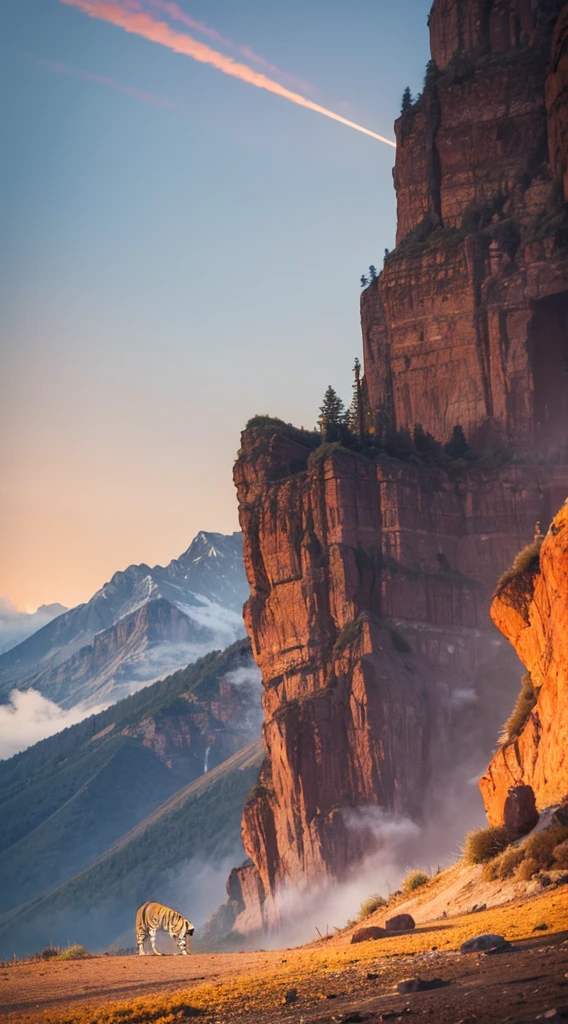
[135,901,195,955]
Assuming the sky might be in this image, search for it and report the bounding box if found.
[1,0,432,611]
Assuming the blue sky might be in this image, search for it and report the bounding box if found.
[1,0,431,609]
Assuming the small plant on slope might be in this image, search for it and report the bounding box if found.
[359,893,387,919]
[401,869,429,893]
[56,944,92,961]
[463,825,509,864]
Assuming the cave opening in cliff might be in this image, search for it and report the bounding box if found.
[528,290,568,455]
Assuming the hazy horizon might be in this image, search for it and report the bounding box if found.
[1,0,431,610]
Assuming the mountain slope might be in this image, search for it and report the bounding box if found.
[0,640,261,918]
[0,600,67,656]
[0,740,264,957]
[0,531,248,709]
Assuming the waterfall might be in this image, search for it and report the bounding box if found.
[203,745,211,774]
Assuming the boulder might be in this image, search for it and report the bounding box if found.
[351,926,387,943]
[503,785,539,838]
[397,977,447,994]
[460,934,511,954]
[385,914,415,932]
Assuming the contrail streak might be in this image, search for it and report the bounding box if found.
[145,0,316,94]
[59,0,396,148]
[37,56,177,108]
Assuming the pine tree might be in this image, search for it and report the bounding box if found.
[360,274,369,288]
[369,265,378,281]
[348,358,364,436]
[319,386,346,434]
[444,424,469,459]
[401,86,412,112]
[384,248,389,262]
[413,423,442,463]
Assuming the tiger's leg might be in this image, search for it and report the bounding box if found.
[149,927,162,955]
[177,932,188,955]
[136,928,147,956]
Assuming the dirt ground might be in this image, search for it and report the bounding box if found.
[2,888,568,1024]
[0,948,284,1019]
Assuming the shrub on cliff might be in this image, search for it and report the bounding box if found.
[500,672,538,744]
[359,893,387,919]
[494,536,543,598]
[463,825,509,864]
[244,415,320,450]
[401,869,429,893]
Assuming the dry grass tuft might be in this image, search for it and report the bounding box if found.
[482,843,524,881]
[553,839,568,869]
[500,672,537,744]
[523,825,568,870]
[401,869,430,894]
[56,945,91,961]
[515,856,539,881]
[358,893,387,919]
[463,825,509,864]
[495,537,542,597]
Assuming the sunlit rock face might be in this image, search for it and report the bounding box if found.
[481,502,568,824]
[224,0,568,934]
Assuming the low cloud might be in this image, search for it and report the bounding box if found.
[0,689,107,760]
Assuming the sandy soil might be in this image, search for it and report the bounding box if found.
[0,949,284,1019]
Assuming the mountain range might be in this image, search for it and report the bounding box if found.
[0,531,248,711]
[0,639,262,956]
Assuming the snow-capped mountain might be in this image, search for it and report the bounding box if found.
[0,600,68,656]
[0,532,249,709]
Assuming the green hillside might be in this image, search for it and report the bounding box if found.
[0,740,264,957]
[0,640,261,917]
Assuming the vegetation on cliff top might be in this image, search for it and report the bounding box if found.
[494,535,543,598]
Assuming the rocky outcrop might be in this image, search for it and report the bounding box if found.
[366,0,568,452]
[226,426,560,931]
[225,0,568,935]
[480,503,568,822]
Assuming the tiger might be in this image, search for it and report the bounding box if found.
[135,901,195,956]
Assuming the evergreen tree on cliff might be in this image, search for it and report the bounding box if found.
[401,86,412,112]
[319,386,346,437]
[348,358,365,437]
[444,424,470,459]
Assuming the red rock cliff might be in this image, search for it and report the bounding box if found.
[365,0,568,452]
[224,0,568,934]
[480,502,568,823]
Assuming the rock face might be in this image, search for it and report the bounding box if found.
[365,0,568,452]
[480,503,568,823]
[225,0,568,934]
